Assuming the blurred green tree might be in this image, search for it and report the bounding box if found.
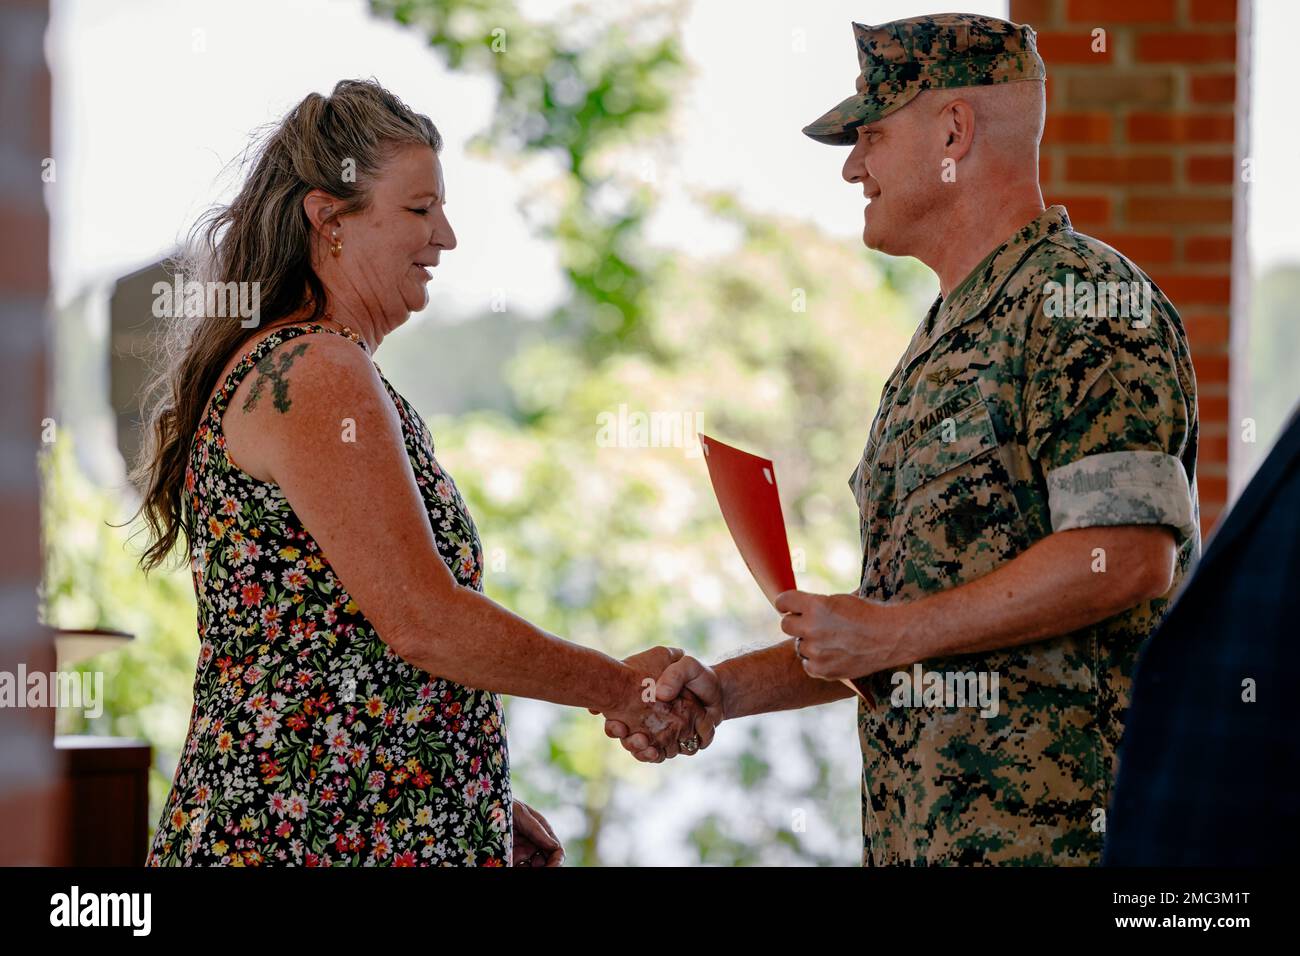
[372,0,684,358]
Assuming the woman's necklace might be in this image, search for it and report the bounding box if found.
[321,312,371,354]
[318,312,381,373]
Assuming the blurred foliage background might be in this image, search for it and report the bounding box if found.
[46,0,939,866]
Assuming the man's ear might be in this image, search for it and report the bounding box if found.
[942,99,976,163]
[302,189,340,240]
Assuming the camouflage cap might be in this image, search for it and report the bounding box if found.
[802,13,1046,146]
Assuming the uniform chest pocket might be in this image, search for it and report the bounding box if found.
[895,390,999,500]
[893,389,1025,591]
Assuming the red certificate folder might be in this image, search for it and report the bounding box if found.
[699,434,873,705]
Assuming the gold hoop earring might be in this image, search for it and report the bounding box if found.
[329,232,343,257]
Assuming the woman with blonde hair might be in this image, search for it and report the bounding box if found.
[135,79,718,867]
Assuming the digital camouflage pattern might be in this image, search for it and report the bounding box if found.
[848,205,1200,865]
[1046,450,1195,534]
[803,14,1046,145]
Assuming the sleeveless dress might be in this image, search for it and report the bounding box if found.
[145,322,511,866]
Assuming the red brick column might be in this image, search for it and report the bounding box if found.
[0,0,63,864]
[1012,0,1242,537]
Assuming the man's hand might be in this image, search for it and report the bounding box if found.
[774,589,904,681]
[594,647,711,762]
[598,647,724,763]
[512,800,564,867]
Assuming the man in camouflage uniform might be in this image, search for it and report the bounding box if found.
[613,13,1200,865]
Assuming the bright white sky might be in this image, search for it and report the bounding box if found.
[45,0,1004,317]
[1244,0,1296,272]
[47,0,1295,314]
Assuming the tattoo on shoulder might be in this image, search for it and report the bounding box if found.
[243,342,310,414]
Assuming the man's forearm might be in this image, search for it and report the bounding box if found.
[884,525,1177,666]
[714,640,855,720]
[769,525,1179,686]
[712,526,1174,720]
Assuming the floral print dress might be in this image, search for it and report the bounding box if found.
[146,322,511,866]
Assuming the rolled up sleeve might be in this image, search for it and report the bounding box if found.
[1046,450,1197,542]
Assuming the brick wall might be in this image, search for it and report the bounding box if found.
[1012,0,1243,537]
[0,0,62,864]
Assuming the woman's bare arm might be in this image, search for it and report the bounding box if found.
[223,333,688,747]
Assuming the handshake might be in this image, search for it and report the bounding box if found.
[593,646,724,763]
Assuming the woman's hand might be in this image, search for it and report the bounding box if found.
[512,800,564,867]
[596,648,718,762]
[600,693,699,762]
